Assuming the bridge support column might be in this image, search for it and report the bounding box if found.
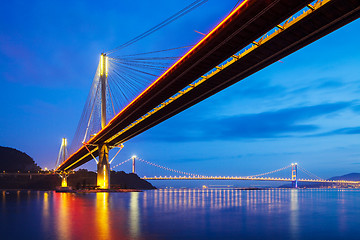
[132,155,136,174]
[97,144,110,189]
[291,163,298,188]
[60,173,68,187]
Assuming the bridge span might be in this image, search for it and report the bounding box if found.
[113,158,360,187]
[142,176,360,185]
[56,0,360,189]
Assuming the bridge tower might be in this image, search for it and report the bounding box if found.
[132,155,136,174]
[97,53,110,189]
[55,138,68,168]
[291,163,298,188]
[56,138,69,187]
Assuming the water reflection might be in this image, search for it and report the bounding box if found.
[290,189,299,240]
[129,192,140,239]
[55,193,71,240]
[96,193,110,240]
[149,189,293,210]
[53,192,131,239]
[1,191,6,213]
[42,192,50,235]
[2,189,360,239]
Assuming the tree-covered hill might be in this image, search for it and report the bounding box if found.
[0,146,40,172]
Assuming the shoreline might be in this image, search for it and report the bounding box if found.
[2,187,359,192]
[0,188,143,192]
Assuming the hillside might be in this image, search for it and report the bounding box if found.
[0,146,40,172]
[329,173,360,181]
[0,146,155,190]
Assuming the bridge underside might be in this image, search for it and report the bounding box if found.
[114,0,360,146]
[57,0,360,172]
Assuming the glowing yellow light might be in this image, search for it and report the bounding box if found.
[132,155,137,159]
[100,53,108,77]
[97,164,109,189]
[61,177,68,187]
[105,55,108,77]
[62,138,67,147]
[100,54,104,76]
[103,165,106,187]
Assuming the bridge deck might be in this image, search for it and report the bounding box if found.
[111,0,360,146]
[142,176,360,184]
[57,0,360,171]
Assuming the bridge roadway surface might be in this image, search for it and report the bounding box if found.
[0,173,358,185]
[57,0,360,171]
[142,176,360,184]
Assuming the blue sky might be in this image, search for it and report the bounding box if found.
[0,0,360,185]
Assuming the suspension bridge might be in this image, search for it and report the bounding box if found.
[3,156,359,187]
[109,156,360,187]
[54,0,360,189]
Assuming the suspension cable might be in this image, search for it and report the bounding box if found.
[106,80,116,118]
[83,80,101,143]
[136,158,204,176]
[298,165,323,180]
[55,142,63,169]
[111,158,132,170]
[245,165,292,178]
[106,0,208,54]
[111,156,307,180]
[113,45,193,58]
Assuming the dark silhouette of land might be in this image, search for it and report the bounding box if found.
[330,173,360,181]
[67,169,155,190]
[0,146,40,172]
[0,146,155,190]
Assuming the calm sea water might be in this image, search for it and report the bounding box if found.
[1,189,360,239]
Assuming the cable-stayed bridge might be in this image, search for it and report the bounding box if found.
[55,0,360,189]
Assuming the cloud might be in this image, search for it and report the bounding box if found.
[314,78,344,90]
[319,127,360,136]
[217,77,287,103]
[142,102,351,142]
[231,78,286,99]
[287,77,344,96]
[352,105,360,113]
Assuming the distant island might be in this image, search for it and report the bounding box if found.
[0,146,155,190]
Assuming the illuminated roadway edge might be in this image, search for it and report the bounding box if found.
[57,0,313,171]
[141,176,360,184]
[0,172,358,184]
[57,0,360,172]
